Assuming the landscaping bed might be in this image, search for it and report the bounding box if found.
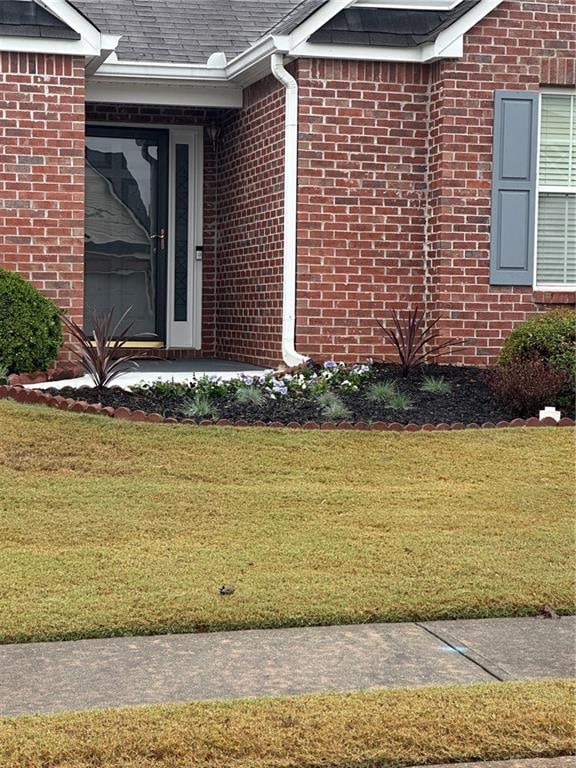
[44,362,526,426]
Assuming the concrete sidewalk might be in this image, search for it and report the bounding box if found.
[1,616,574,717]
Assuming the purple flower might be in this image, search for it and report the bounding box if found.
[323,360,338,370]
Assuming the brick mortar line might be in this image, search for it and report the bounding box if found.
[0,385,574,431]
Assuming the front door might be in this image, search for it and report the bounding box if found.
[84,126,169,340]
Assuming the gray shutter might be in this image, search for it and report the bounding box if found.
[490,90,539,285]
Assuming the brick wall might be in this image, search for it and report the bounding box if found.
[294,0,575,366]
[0,53,85,335]
[85,103,222,358]
[296,59,429,361]
[1,0,573,372]
[216,74,286,366]
[426,0,576,365]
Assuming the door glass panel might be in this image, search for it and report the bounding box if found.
[174,143,190,322]
[84,134,161,337]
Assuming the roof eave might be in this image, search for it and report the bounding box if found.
[0,0,120,58]
[88,0,505,88]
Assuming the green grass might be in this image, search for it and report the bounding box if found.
[0,399,573,643]
[0,681,573,768]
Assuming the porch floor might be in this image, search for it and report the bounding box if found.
[28,359,271,391]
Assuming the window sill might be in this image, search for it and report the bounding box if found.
[533,290,576,305]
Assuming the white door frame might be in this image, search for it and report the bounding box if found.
[85,121,204,349]
[167,127,204,349]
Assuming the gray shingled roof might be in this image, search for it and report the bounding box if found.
[71,0,321,64]
[66,0,480,65]
[310,1,479,47]
[0,0,80,40]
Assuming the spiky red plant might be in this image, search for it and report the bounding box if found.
[377,306,468,376]
[61,307,148,391]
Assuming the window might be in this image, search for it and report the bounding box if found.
[536,93,576,287]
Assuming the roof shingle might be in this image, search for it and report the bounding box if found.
[71,0,315,64]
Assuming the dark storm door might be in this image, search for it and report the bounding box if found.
[84,126,169,340]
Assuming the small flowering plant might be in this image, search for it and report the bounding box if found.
[257,359,373,398]
[130,359,373,404]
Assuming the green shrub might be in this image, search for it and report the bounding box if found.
[499,310,576,379]
[0,268,62,373]
[487,358,571,418]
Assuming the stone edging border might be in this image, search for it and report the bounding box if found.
[0,384,574,431]
[7,365,84,386]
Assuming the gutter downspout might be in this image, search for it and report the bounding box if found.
[271,53,308,367]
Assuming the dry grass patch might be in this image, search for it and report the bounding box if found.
[0,400,573,643]
[0,680,574,768]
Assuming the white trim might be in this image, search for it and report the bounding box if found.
[533,285,576,292]
[86,79,243,108]
[290,38,464,62]
[286,1,354,50]
[37,0,102,49]
[95,60,229,81]
[0,0,121,59]
[167,128,204,350]
[355,0,463,7]
[290,41,424,61]
[540,87,576,95]
[427,0,504,60]
[0,35,99,56]
[80,0,506,85]
[533,91,576,291]
[270,54,307,368]
[86,122,205,349]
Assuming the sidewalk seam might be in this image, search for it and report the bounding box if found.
[415,623,508,682]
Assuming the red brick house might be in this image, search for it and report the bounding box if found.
[0,0,574,368]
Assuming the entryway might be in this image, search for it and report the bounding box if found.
[84,124,203,349]
[26,359,270,390]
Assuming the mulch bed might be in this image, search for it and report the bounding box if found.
[44,364,521,426]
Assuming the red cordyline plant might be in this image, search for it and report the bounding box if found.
[377,306,468,376]
[61,307,148,391]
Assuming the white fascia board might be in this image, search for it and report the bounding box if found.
[0,35,100,55]
[287,0,355,49]
[3,0,120,58]
[95,60,229,82]
[36,0,102,50]
[427,0,505,58]
[290,40,425,61]
[354,1,462,8]
[86,78,243,108]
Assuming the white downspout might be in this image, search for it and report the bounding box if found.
[271,53,308,367]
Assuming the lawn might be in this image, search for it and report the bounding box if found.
[0,399,573,643]
[1,680,573,768]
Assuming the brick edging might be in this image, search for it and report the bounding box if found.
[7,366,84,387]
[0,385,574,431]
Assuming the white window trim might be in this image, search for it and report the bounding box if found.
[533,89,576,291]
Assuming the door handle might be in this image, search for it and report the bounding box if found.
[151,228,166,251]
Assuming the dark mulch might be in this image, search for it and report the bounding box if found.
[46,364,519,425]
